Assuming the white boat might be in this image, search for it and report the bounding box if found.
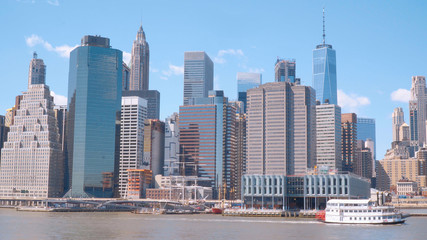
[323,199,405,224]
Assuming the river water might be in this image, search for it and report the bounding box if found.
[0,209,426,240]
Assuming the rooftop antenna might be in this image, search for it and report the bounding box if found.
[322,8,326,45]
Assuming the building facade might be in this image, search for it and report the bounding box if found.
[122,62,130,91]
[65,35,122,198]
[392,107,405,142]
[342,113,357,172]
[179,90,237,198]
[316,103,341,170]
[164,113,180,176]
[246,82,316,176]
[0,115,8,162]
[183,52,214,105]
[119,96,147,198]
[409,76,427,146]
[357,117,376,160]
[122,90,160,120]
[27,52,46,86]
[143,119,165,179]
[274,58,296,83]
[0,55,63,198]
[237,72,262,113]
[129,25,150,91]
[377,157,426,191]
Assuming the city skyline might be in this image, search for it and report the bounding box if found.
[1,1,427,159]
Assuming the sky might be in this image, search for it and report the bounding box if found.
[0,0,426,160]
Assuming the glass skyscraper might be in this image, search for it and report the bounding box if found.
[183,52,213,105]
[357,117,376,160]
[65,35,122,198]
[313,44,337,104]
[237,72,261,113]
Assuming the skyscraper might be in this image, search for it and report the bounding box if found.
[28,52,46,86]
[0,115,9,164]
[183,52,214,105]
[0,55,63,198]
[143,119,165,180]
[129,25,150,91]
[312,9,337,104]
[122,62,131,91]
[392,107,405,142]
[119,96,147,198]
[65,35,122,198]
[164,113,180,176]
[341,113,357,172]
[179,90,237,198]
[274,58,296,83]
[122,90,160,120]
[316,103,342,171]
[357,117,376,160]
[246,82,316,176]
[409,76,427,146]
[237,72,262,113]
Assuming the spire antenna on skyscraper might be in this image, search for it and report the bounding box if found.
[323,8,326,45]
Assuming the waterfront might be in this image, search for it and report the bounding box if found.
[1,209,427,239]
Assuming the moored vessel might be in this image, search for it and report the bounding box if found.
[322,199,405,224]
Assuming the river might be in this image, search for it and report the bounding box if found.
[0,209,426,239]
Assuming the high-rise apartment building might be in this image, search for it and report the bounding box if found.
[179,90,237,198]
[357,117,376,160]
[237,72,262,113]
[129,25,150,91]
[164,113,180,176]
[316,103,341,171]
[65,35,122,198]
[0,55,63,198]
[122,90,160,120]
[143,119,165,180]
[409,76,427,146]
[183,52,214,105]
[392,107,405,142]
[119,96,147,198]
[246,82,316,176]
[274,58,296,83]
[312,10,337,105]
[28,52,46,86]
[342,113,357,172]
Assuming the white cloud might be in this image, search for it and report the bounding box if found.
[123,51,131,65]
[50,91,67,106]
[150,68,159,73]
[160,64,184,80]
[391,88,411,103]
[214,49,244,64]
[337,89,370,113]
[25,34,77,58]
[47,0,59,6]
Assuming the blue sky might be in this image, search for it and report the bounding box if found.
[1,0,426,159]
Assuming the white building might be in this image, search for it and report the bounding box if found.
[164,113,179,176]
[316,103,342,171]
[0,56,63,197]
[397,180,418,195]
[119,96,147,198]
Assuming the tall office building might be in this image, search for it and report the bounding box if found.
[183,52,214,105]
[409,76,427,146]
[274,58,296,83]
[129,25,150,91]
[164,113,180,176]
[312,10,337,105]
[354,140,373,179]
[122,90,160,120]
[0,55,63,197]
[65,35,122,198]
[232,103,247,199]
[143,119,165,179]
[392,107,405,142]
[316,103,342,171]
[28,52,46,86]
[246,82,316,176]
[342,113,357,172]
[122,62,131,91]
[54,105,68,191]
[237,72,262,113]
[357,117,376,160]
[179,90,237,198]
[119,96,147,198]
